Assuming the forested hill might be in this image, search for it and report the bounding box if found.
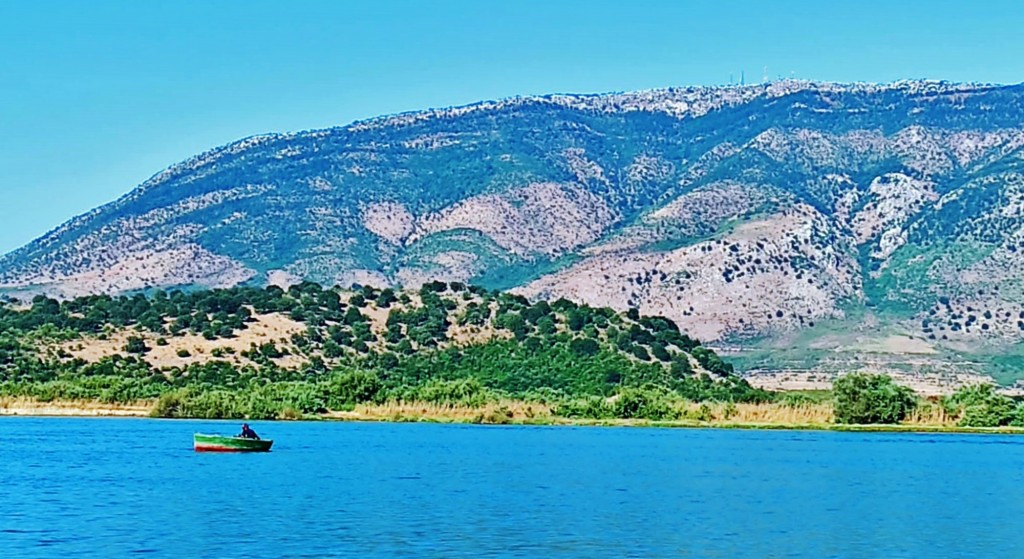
[0,282,765,418]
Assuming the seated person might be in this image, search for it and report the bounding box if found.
[237,423,260,439]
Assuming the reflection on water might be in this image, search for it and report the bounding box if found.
[2,418,1024,558]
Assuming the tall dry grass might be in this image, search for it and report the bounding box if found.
[253,397,972,428]
[704,401,835,425]
[0,394,971,430]
[0,396,152,416]
[678,400,960,427]
[902,401,957,426]
[338,399,555,423]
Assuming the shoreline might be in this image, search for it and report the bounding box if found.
[0,398,152,417]
[4,398,1024,435]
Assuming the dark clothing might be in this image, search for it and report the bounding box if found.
[238,426,260,440]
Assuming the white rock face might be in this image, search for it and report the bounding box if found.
[852,173,938,260]
[362,202,415,244]
[519,204,860,341]
[412,182,617,258]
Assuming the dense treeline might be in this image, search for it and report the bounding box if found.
[0,282,768,420]
[833,373,1024,428]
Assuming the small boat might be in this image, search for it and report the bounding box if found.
[193,433,273,452]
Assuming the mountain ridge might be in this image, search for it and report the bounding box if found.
[3,78,1009,263]
[4,79,1024,383]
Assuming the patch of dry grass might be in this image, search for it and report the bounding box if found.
[691,400,960,428]
[698,401,835,425]
[0,396,152,416]
[50,311,308,371]
[0,395,986,432]
[902,402,957,426]
[331,400,554,424]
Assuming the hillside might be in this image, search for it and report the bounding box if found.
[4,80,1024,383]
[0,282,766,419]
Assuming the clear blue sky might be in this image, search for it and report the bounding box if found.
[1,0,1021,255]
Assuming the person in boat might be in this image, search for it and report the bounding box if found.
[238,423,260,440]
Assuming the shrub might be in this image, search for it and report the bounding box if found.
[943,384,1018,427]
[416,378,490,407]
[124,336,149,354]
[569,337,600,357]
[182,390,239,419]
[613,387,679,420]
[151,390,188,418]
[323,370,383,408]
[776,392,807,408]
[553,396,613,419]
[833,373,917,424]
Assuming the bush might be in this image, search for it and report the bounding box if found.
[780,391,828,408]
[833,373,917,424]
[943,384,1019,427]
[182,390,240,419]
[416,378,490,407]
[569,337,600,357]
[323,370,383,408]
[151,390,188,418]
[124,336,149,354]
[613,387,679,420]
[553,396,614,419]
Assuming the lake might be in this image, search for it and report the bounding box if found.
[2,418,1024,558]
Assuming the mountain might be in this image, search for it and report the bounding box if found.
[4,80,1024,384]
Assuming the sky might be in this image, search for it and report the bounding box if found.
[1,0,1022,255]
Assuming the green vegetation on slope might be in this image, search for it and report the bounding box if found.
[0,282,768,420]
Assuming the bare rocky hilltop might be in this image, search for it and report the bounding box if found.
[4,80,1024,385]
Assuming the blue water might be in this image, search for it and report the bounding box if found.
[2,419,1024,558]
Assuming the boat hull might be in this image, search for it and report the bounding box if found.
[194,433,273,452]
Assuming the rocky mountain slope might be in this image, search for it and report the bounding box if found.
[4,80,1024,382]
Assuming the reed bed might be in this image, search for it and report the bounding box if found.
[691,401,959,428]
[7,395,1024,434]
[902,402,957,426]
[343,399,555,423]
[702,401,835,425]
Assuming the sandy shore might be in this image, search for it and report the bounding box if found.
[0,397,152,417]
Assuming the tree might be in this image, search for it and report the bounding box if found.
[536,316,557,336]
[495,311,528,340]
[324,370,382,408]
[124,336,149,354]
[833,373,916,424]
[343,306,365,325]
[670,355,693,379]
[943,384,1020,427]
[375,288,398,308]
[569,337,600,357]
[566,309,587,331]
[631,345,651,361]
